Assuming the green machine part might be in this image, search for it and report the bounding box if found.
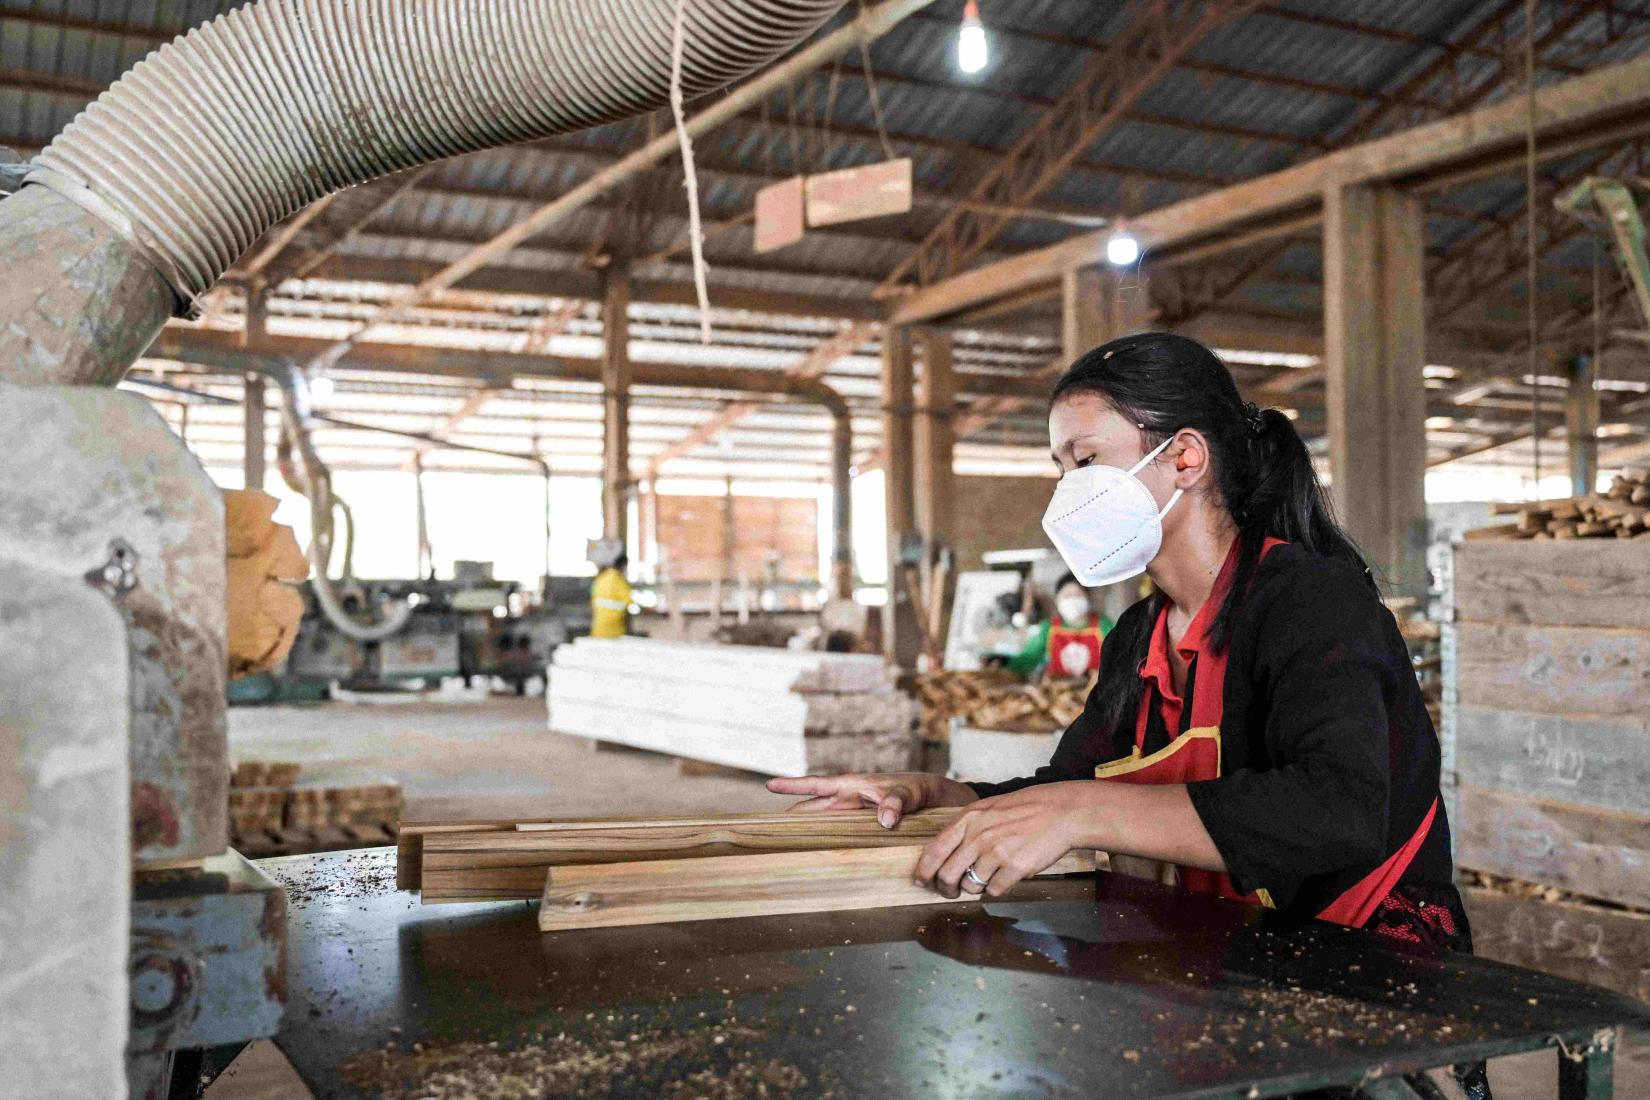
[1556,176,1650,332]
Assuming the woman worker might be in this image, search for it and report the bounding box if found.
[770,331,1473,970]
[1005,572,1113,680]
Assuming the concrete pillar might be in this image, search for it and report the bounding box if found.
[916,329,956,646]
[600,270,632,543]
[1323,184,1428,603]
[1062,263,1152,362]
[1566,354,1600,498]
[881,325,920,667]
[244,373,266,491]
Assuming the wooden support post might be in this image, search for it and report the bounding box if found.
[829,411,854,599]
[1323,184,1428,602]
[1062,263,1153,362]
[881,326,920,667]
[243,373,266,491]
[600,270,632,544]
[916,329,956,650]
[1567,354,1600,498]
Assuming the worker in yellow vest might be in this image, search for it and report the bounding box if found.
[590,553,633,639]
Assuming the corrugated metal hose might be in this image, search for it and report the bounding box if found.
[28,0,842,309]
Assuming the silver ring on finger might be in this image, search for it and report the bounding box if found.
[964,866,988,889]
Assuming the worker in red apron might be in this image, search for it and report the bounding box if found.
[1005,573,1112,680]
[772,332,1485,1097]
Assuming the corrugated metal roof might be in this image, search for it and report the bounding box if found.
[6,0,1650,478]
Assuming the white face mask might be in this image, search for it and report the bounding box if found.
[1056,595,1091,624]
[1042,435,1183,588]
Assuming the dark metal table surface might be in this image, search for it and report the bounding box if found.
[262,850,1648,1099]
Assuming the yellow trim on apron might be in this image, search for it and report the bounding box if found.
[1092,726,1223,780]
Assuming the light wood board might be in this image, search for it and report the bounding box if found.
[422,809,964,904]
[1453,621,1650,717]
[539,843,1084,931]
[1455,706,1650,816]
[1454,540,1650,627]
[1462,885,1650,1004]
[1456,785,1650,911]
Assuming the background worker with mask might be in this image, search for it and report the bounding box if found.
[1005,573,1113,679]
[771,331,1484,1097]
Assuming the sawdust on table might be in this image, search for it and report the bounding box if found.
[341,1022,836,1100]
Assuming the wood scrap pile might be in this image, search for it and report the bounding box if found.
[909,668,1019,743]
[965,674,1095,734]
[396,808,1096,929]
[1464,467,1650,541]
[230,760,402,858]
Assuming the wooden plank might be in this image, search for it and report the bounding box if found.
[539,844,1065,931]
[395,819,527,891]
[1455,622,1650,717]
[1456,706,1650,816]
[423,809,961,904]
[1454,541,1650,627]
[1461,886,1650,1004]
[1457,786,1650,911]
[890,55,1650,325]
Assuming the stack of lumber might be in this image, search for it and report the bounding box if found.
[223,489,307,678]
[230,761,402,858]
[547,637,917,777]
[964,676,1092,734]
[909,667,1019,744]
[395,808,1097,928]
[1450,538,1650,1003]
[1463,467,1650,541]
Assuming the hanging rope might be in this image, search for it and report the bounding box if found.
[856,1,898,163]
[1524,0,1542,495]
[670,0,713,344]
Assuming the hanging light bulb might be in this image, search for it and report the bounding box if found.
[1106,230,1141,267]
[308,373,335,402]
[958,0,988,74]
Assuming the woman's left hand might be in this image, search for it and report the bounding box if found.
[913,781,1097,899]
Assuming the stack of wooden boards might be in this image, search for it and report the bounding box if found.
[397,808,1096,930]
[1450,539,1650,1003]
[547,637,917,777]
[1463,467,1650,541]
[230,761,402,857]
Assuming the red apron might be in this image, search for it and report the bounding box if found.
[1092,542,1436,928]
[1046,617,1103,678]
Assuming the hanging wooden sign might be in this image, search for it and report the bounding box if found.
[805,157,912,228]
[753,175,806,253]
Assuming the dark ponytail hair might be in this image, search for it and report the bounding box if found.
[1051,332,1372,740]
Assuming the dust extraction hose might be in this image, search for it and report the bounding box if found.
[27,0,842,310]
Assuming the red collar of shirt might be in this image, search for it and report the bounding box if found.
[1139,537,1281,707]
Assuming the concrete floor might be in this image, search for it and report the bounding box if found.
[223,697,1648,1100]
[229,695,781,821]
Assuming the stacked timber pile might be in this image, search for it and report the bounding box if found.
[965,676,1092,733]
[1450,538,1650,1004]
[909,667,1019,744]
[547,637,918,777]
[230,761,402,858]
[1463,467,1650,541]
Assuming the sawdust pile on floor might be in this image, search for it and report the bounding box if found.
[341,1022,834,1099]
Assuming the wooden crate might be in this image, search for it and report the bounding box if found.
[1451,541,1650,912]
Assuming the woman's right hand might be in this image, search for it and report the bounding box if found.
[765,772,978,828]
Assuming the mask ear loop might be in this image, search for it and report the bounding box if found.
[1127,433,1183,520]
[1125,433,1178,477]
